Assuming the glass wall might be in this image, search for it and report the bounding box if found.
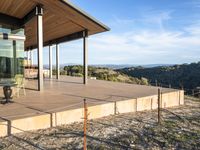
[0,25,24,36]
[0,25,25,80]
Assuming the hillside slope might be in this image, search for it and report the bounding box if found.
[117,62,200,91]
[57,65,149,85]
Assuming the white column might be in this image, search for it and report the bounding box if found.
[27,50,30,66]
[56,44,60,80]
[30,50,34,66]
[83,30,88,85]
[26,51,29,66]
[37,7,44,91]
[49,45,53,79]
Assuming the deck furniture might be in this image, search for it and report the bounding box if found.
[13,75,26,97]
[24,68,38,79]
[0,81,17,104]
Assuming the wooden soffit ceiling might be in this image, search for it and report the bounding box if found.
[0,0,110,49]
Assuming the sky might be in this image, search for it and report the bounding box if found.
[35,0,200,65]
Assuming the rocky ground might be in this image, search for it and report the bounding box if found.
[0,96,199,150]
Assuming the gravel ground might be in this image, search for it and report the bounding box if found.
[0,97,199,150]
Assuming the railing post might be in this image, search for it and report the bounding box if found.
[83,99,88,150]
[114,101,117,115]
[158,88,161,125]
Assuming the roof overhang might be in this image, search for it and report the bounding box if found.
[0,0,110,49]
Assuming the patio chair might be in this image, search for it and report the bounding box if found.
[13,74,26,97]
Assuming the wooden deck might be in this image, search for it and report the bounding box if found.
[0,76,184,136]
[0,76,178,121]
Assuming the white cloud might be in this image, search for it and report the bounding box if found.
[139,10,173,31]
[57,8,200,65]
[82,8,200,64]
[110,10,172,31]
[112,15,135,25]
[184,21,200,35]
[142,10,172,23]
[88,24,200,64]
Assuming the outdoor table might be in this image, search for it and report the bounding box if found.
[0,81,17,104]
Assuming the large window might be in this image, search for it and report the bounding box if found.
[0,26,25,80]
[0,25,24,36]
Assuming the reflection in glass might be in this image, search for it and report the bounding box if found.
[0,26,25,81]
[0,25,24,36]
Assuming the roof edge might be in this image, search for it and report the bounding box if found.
[60,0,110,32]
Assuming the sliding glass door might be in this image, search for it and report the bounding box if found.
[0,39,14,78]
[0,26,25,80]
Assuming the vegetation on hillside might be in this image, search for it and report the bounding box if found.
[117,62,200,93]
[53,65,149,85]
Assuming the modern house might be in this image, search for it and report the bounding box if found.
[0,0,110,91]
[0,0,184,137]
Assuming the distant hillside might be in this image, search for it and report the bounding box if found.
[45,64,174,70]
[92,64,174,69]
[55,65,149,85]
[117,62,200,91]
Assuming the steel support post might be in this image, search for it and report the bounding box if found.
[83,30,88,85]
[49,45,53,79]
[56,44,60,80]
[37,6,44,91]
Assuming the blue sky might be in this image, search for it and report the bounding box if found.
[35,0,200,65]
